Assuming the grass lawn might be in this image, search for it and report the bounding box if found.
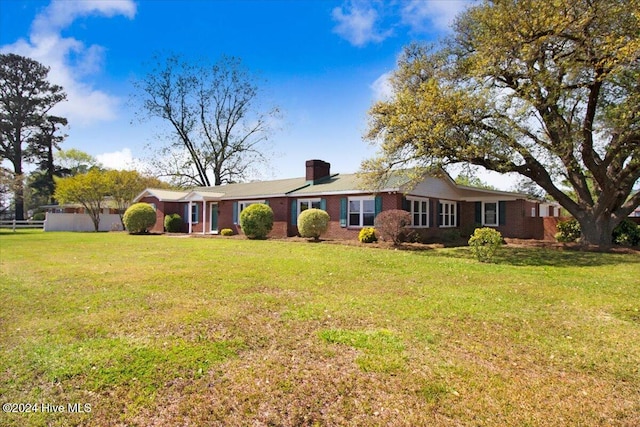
[1,230,639,426]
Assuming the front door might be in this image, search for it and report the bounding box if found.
[210,202,218,233]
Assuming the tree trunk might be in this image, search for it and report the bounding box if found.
[91,212,100,232]
[14,164,24,221]
[577,215,616,249]
[15,184,25,220]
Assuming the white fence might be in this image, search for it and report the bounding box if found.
[0,219,45,231]
[44,213,123,232]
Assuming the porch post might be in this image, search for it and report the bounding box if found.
[188,202,192,234]
[202,200,207,235]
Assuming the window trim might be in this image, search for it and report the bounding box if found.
[482,201,499,227]
[439,200,457,228]
[238,200,265,213]
[407,196,429,228]
[297,198,322,215]
[347,196,376,228]
[191,203,200,224]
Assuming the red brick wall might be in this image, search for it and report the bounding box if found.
[289,192,403,240]
[482,200,535,239]
[137,193,567,241]
[139,196,166,233]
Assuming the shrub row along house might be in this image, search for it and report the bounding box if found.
[134,160,562,241]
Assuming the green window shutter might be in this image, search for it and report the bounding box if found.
[429,200,435,227]
[375,195,383,216]
[499,201,507,225]
[402,197,410,211]
[291,200,297,225]
[320,198,327,211]
[340,198,347,227]
[475,202,482,225]
[456,202,461,227]
[264,200,269,206]
[233,202,239,224]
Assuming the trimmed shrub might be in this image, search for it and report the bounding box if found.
[123,203,156,234]
[298,208,330,241]
[613,219,640,246]
[358,227,378,243]
[555,218,581,242]
[239,203,273,239]
[220,228,234,236]
[164,213,182,233]
[468,227,503,262]
[32,212,46,221]
[374,209,412,245]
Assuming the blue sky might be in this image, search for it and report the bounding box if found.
[1,0,495,185]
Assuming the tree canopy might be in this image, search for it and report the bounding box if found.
[54,169,110,232]
[54,168,170,231]
[0,53,67,219]
[134,53,280,187]
[364,0,640,247]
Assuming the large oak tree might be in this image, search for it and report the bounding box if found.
[0,53,67,219]
[364,0,640,247]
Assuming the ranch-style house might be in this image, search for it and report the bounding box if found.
[133,160,562,241]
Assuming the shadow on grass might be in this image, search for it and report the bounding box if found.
[494,247,639,267]
[422,246,640,267]
[437,246,639,267]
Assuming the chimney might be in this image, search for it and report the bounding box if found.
[305,160,331,183]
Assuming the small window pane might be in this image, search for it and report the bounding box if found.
[349,213,360,226]
[363,199,375,213]
[363,213,375,226]
[485,203,497,225]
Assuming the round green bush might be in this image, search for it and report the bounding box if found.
[555,218,581,242]
[32,212,46,221]
[358,227,378,243]
[164,213,182,233]
[297,208,330,241]
[123,203,157,234]
[220,228,234,236]
[239,203,274,239]
[613,219,640,246]
[468,227,503,262]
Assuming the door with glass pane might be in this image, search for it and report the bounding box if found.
[210,203,218,233]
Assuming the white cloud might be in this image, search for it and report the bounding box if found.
[401,0,470,33]
[370,71,394,101]
[97,148,145,171]
[31,0,136,35]
[332,2,392,47]
[1,0,137,126]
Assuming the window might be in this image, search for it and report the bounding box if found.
[483,202,498,226]
[298,198,322,214]
[408,197,429,228]
[348,197,375,227]
[439,200,456,227]
[239,200,265,212]
[234,200,266,224]
[191,203,199,224]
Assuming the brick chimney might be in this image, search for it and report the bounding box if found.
[305,160,331,183]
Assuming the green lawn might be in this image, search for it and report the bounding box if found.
[1,230,639,426]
